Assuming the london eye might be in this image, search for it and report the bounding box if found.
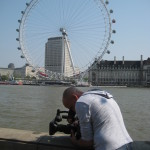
[16,0,115,80]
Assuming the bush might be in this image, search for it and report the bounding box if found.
[1,75,9,81]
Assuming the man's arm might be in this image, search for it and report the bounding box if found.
[73,102,94,148]
[71,130,93,149]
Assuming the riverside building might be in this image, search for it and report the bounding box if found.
[89,55,150,86]
[45,37,74,77]
[0,64,37,79]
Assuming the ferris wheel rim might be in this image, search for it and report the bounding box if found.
[17,0,113,79]
[18,0,39,68]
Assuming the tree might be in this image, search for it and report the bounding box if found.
[83,77,88,82]
[31,76,36,80]
[1,75,9,81]
[25,75,31,80]
[13,73,21,80]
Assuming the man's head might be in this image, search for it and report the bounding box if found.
[62,87,83,112]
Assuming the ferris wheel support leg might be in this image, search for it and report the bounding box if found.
[64,36,75,76]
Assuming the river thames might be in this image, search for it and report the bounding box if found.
[0,85,149,140]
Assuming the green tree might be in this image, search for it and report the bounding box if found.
[1,75,9,81]
[25,75,31,80]
[83,77,88,82]
[31,76,36,80]
[13,73,21,80]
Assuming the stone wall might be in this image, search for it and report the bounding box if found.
[0,128,150,150]
[0,128,77,150]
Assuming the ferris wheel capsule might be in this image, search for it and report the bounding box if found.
[18,20,21,23]
[25,63,29,66]
[17,0,113,80]
[107,50,110,54]
[112,30,116,34]
[32,70,35,73]
[112,19,116,23]
[105,1,109,5]
[26,3,29,6]
[110,10,113,13]
[21,55,25,58]
[21,11,25,14]
[17,47,21,50]
[16,38,19,41]
[110,40,114,44]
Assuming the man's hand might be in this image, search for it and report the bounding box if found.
[70,130,93,149]
[70,130,77,145]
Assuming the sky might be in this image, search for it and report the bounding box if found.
[0,0,150,68]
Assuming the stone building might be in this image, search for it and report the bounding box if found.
[89,55,150,86]
[14,66,36,78]
[0,64,37,80]
[8,63,15,69]
[0,68,14,78]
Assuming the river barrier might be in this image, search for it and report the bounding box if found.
[0,128,77,150]
[0,128,150,150]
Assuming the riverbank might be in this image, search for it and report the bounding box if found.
[0,128,150,150]
[1,82,150,88]
[0,128,76,150]
[0,80,72,86]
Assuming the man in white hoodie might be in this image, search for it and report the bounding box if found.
[62,87,133,150]
[62,87,132,150]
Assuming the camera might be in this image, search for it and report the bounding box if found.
[49,109,81,139]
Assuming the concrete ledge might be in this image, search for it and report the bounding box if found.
[131,141,150,150]
[0,128,77,150]
[0,128,150,150]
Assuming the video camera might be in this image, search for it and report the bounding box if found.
[49,109,81,139]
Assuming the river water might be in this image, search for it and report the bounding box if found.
[0,85,149,140]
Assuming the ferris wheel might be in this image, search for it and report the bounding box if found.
[16,0,115,80]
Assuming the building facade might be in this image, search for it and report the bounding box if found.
[0,63,15,78]
[0,65,37,80]
[89,56,150,86]
[14,66,36,78]
[45,37,74,77]
[0,68,14,78]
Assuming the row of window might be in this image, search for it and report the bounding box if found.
[96,78,140,82]
[92,73,140,78]
[46,65,61,66]
[97,67,140,70]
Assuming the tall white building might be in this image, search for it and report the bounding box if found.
[45,37,74,77]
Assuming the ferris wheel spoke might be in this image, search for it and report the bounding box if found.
[64,1,90,28]
[17,0,114,80]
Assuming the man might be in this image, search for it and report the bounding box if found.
[62,87,133,150]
